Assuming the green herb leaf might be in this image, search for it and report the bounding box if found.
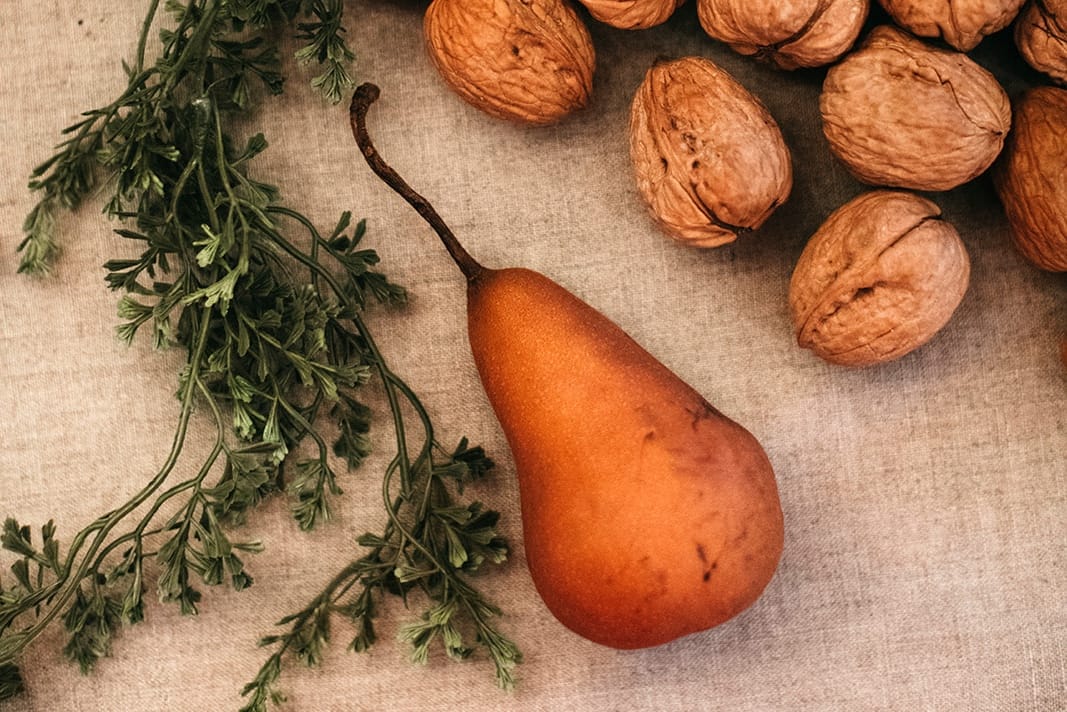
[5,0,517,705]
[0,661,25,701]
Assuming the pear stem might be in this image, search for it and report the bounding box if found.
[349,83,486,283]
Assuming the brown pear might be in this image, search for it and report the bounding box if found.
[350,84,784,649]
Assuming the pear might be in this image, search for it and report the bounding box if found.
[350,84,784,649]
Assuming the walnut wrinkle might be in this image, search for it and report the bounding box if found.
[576,0,685,29]
[789,190,971,367]
[993,86,1067,272]
[820,25,1011,192]
[423,0,596,126]
[697,0,870,70]
[1015,0,1067,86]
[877,0,1026,51]
[629,57,792,247]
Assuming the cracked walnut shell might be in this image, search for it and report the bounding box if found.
[1015,0,1067,86]
[629,57,792,247]
[423,0,595,125]
[820,25,1011,192]
[789,190,970,367]
[697,0,869,70]
[576,0,685,29]
[993,86,1067,272]
[877,0,1027,51]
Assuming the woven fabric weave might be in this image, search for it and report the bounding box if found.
[0,3,1063,711]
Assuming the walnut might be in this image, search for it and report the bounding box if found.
[992,86,1067,271]
[820,25,1011,192]
[628,57,793,247]
[789,190,970,367]
[696,0,870,70]
[576,0,685,29]
[1015,0,1067,86]
[877,0,1026,51]
[423,0,596,125]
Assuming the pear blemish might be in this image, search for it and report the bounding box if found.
[350,83,784,650]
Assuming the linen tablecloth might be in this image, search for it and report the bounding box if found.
[1,2,1064,710]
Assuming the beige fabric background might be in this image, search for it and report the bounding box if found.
[1,2,1064,711]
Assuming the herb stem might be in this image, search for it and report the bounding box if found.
[355,319,459,580]
[257,211,453,571]
[4,306,215,660]
[163,1,224,98]
[262,207,350,298]
[248,208,466,584]
[135,0,163,76]
[258,556,366,659]
[195,161,222,237]
[62,307,213,578]
[5,4,477,704]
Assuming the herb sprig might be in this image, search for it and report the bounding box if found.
[18,0,349,277]
[3,0,518,704]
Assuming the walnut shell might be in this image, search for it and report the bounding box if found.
[789,190,970,366]
[877,0,1026,51]
[423,0,595,125]
[1015,0,1067,86]
[576,0,685,29]
[820,25,1011,192]
[629,57,793,247]
[992,86,1067,271]
[696,0,870,70]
